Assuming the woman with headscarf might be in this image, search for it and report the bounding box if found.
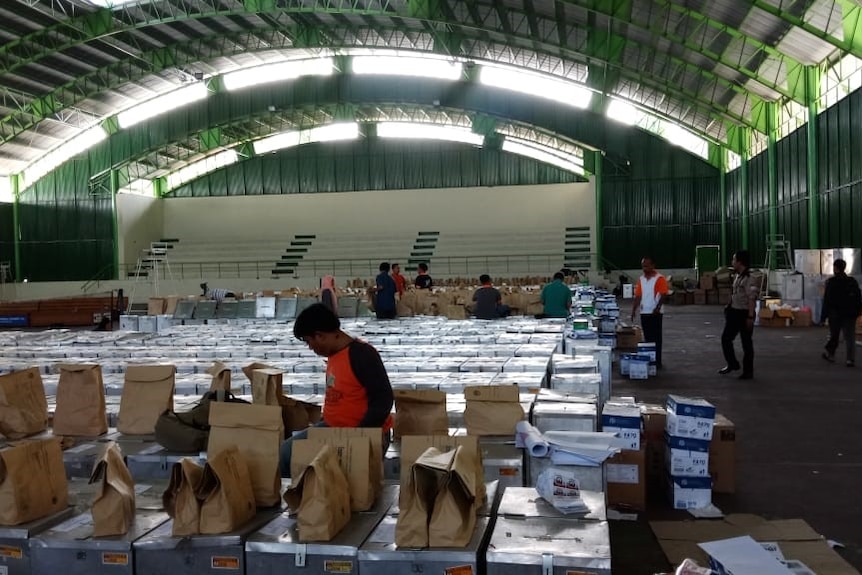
[320,275,338,315]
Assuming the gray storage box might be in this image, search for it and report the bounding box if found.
[193,301,217,320]
[531,402,597,433]
[548,373,602,397]
[481,444,525,489]
[30,510,169,575]
[61,441,104,479]
[358,515,491,575]
[119,315,138,332]
[173,300,197,320]
[216,302,239,319]
[245,485,398,575]
[256,297,277,319]
[497,487,606,521]
[276,298,298,320]
[526,456,605,493]
[134,511,278,575]
[384,442,400,481]
[125,445,206,480]
[486,517,611,575]
[0,507,75,575]
[137,316,157,333]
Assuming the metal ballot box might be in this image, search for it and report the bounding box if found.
[125,445,206,480]
[485,517,611,575]
[0,507,76,575]
[358,515,492,575]
[133,510,279,575]
[245,486,398,575]
[496,487,607,521]
[531,401,598,433]
[481,444,525,489]
[30,510,169,575]
[62,441,104,479]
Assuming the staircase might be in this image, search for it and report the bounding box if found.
[563,227,592,273]
[128,239,179,278]
[406,231,440,273]
[272,234,316,277]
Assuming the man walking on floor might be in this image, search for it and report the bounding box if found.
[820,258,862,367]
[631,256,669,369]
[718,250,759,380]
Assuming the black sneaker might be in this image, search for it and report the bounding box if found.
[822,352,835,363]
[718,365,739,375]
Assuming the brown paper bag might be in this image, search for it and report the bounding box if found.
[278,396,313,434]
[393,389,448,439]
[207,402,283,507]
[0,368,49,439]
[428,445,478,547]
[198,446,256,535]
[284,443,351,542]
[464,385,524,436]
[163,458,204,536]
[293,436,374,511]
[53,364,107,436]
[241,362,276,384]
[148,297,166,315]
[395,447,449,548]
[118,365,175,435]
[307,427,383,503]
[0,438,68,525]
[206,361,232,392]
[251,368,283,406]
[399,435,485,506]
[90,442,136,537]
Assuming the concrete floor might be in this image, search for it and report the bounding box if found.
[610,304,862,574]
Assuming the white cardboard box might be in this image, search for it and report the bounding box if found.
[666,435,710,477]
[666,395,716,440]
[601,403,641,450]
[667,474,712,509]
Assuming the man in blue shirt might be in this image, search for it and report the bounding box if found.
[540,272,572,318]
[373,262,397,320]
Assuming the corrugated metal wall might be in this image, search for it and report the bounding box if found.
[170,140,579,197]
[602,130,721,269]
[0,203,13,276]
[17,159,114,282]
[819,88,862,249]
[776,127,809,256]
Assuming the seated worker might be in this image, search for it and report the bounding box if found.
[540,272,572,318]
[200,282,238,303]
[279,303,394,477]
[414,262,433,289]
[472,274,510,319]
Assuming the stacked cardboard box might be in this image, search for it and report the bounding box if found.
[665,395,715,510]
[602,403,646,511]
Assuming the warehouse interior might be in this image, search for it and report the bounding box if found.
[1,0,862,574]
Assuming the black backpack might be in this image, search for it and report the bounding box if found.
[154,390,249,453]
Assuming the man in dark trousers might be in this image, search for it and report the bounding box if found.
[718,250,759,380]
[631,257,669,369]
[373,262,397,319]
[820,258,862,367]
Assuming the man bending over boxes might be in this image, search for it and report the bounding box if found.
[279,303,394,476]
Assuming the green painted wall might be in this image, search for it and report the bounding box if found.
[169,140,579,197]
[601,130,721,270]
[0,203,13,275]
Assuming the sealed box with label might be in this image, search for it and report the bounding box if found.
[636,342,656,362]
[667,474,712,510]
[526,456,605,493]
[710,414,736,494]
[606,444,646,512]
[666,395,716,440]
[531,401,597,433]
[245,486,397,575]
[0,507,76,575]
[486,517,611,575]
[481,444,525,490]
[628,355,650,380]
[601,403,641,450]
[497,487,606,521]
[30,510,168,575]
[665,435,710,477]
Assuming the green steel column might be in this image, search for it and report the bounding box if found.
[11,174,21,282]
[594,150,604,268]
[805,66,820,248]
[741,148,750,250]
[719,150,727,261]
[766,102,779,267]
[110,169,120,280]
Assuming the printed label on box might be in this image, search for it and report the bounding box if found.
[102,552,129,566]
[325,560,354,573]
[0,546,22,560]
[445,566,474,575]
[211,556,240,570]
[607,463,639,484]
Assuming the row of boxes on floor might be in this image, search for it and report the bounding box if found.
[619,342,658,380]
[758,303,814,328]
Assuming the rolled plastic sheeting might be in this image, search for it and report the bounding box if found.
[515,420,550,458]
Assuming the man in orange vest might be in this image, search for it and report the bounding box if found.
[279,303,394,476]
[631,256,669,369]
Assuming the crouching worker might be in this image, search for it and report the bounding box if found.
[279,303,394,477]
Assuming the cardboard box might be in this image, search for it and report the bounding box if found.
[667,474,712,510]
[616,326,643,351]
[666,395,715,441]
[666,435,710,477]
[706,290,720,305]
[777,308,794,319]
[606,445,646,511]
[693,289,706,305]
[147,297,166,316]
[671,291,687,305]
[684,291,695,305]
[793,309,813,327]
[699,273,716,291]
[709,414,736,494]
[718,288,732,302]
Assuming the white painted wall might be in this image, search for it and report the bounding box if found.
[162,181,596,242]
[117,193,163,268]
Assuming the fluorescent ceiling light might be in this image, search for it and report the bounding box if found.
[166,150,238,190]
[223,58,334,91]
[0,176,12,203]
[24,125,108,186]
[253,123,360,155]
[502,137,585,175]
[480,65,592,108]
[377,122,483,146]
[607,99,639,125]
[353,56,462,80]
[118,83,208,129]
[88,0,146,7]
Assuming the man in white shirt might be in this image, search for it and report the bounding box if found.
[630,257,669,369]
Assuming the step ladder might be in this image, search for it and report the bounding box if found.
[761,234,794,298]
[127,242,176,312]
